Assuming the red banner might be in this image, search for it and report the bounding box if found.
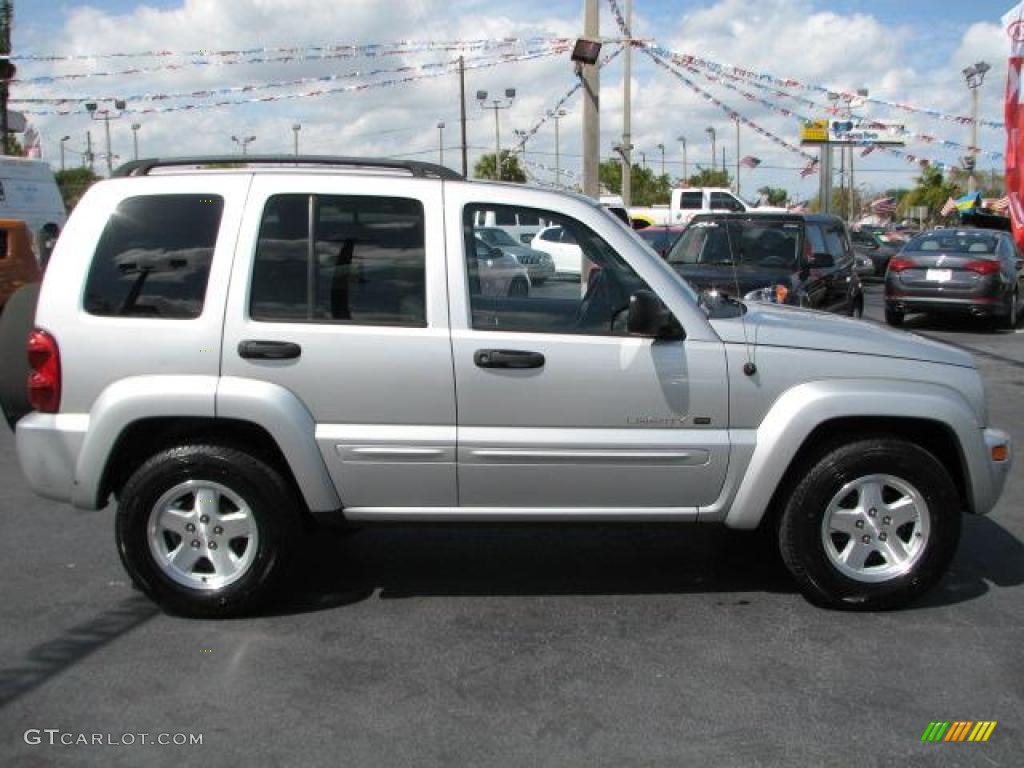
[1004,3,1024,248]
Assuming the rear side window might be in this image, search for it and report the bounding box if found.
[250,194,426,326]
[678,191,702,210]
[84,195,223,319]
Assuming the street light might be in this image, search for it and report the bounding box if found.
[963,61,991,195]
[437,121,445,166]
[677,135,688,184]
[513,128,528,174]
[549,109,567,188]
[656,143,665,177]
[706,127,716,172]
[232,135,257,156]
[478,88,516,180]
[59,135,70,172]
[638,150,646,170]
[292,123,301,156]
[130,123,140,161]
[85,98,126,175]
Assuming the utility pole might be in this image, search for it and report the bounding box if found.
[706,127,716,173]
[86,131,94,171]
[131,123,141,160]
[59,135,70,171]
[657,143,665,177]
[582,0,600,198]
[677,135,687,184]
[621,0,633,206]
[818,145,832,214]
[459,56,468,177]
[292,123,301,156]
[437,121,445,167]
[0,1,12,156]
[721,147,725,178]
[734,118,740,195]
[550,109,566,188]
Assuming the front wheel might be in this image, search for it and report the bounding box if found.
[116,444,302,618]
[778,437,961,610]
[848,294,864,319]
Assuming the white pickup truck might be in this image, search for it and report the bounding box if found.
[630,187,786,227]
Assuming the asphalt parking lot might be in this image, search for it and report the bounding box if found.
[0,281,1021,767]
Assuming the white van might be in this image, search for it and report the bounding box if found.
[0,157,67,260]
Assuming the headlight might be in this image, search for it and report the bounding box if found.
[743,284,789,303]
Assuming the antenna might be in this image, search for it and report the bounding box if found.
[721,218,758,376]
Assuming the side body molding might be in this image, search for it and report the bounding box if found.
[73,376,218,509]
[709,379,990,529]
[216,376,341,513]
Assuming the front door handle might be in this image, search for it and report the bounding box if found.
[474,349,545,369]
[238,340,302,360]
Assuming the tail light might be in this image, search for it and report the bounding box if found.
[888,257,915,273]
[965,260,1000,275]
[27,329,61,413]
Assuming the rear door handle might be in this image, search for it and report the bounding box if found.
[238,340,302,360]
[474,349,545,369]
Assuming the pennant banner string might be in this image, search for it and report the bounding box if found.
[11,46,569,105]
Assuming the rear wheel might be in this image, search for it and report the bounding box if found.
[778,437,961,610]
[0,283,40,430]
[1000,287,1019,330]
[116,444,302,618]
[884,306,904,327]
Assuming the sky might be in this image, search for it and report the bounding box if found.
[9,0,1017,200]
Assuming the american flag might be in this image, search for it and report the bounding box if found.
[860,145,876,157]
[800,159,819,178]
[739,156,761,168]
[870,196,898,215]
[991,196,1010,213]
[940,197,957,217]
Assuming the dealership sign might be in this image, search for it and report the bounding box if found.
[800,119,906,146]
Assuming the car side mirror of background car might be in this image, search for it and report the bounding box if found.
[627,290,684,340]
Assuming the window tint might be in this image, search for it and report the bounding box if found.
[679,191,703,210]
[823,225,848,262]
[84,194,223,319]
[464,204,653,336]
[250,194,426,326]
[709,192,743,212]
[668,219,800,267]
[806,224,827,255]
[540,227,562,242]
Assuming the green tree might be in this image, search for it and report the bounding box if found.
[55,167,100,210]
[756,186,789,207]
[686,167,732,189]
[598,159,672,206]
[901,167,961,219]
[473,151,526,183]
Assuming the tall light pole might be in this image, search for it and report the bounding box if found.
[963,61,990,195]
[639,150,646,171]
[85,99,126,175]
[477,88,516,180]
[734,117,741,195]
[130,123,140,160]
[549,109,567,188]
[437,121,445,166]
[578,1,601,199]
[621,0,634,207]
[677,135,688,184]
[513,129,528,175]
[232,135,256,155]
[706,127,716,173]
[292,123,301,156]
[59,135,70,171]
[656,143,665,177]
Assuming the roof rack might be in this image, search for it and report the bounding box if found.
[112,155,464,180]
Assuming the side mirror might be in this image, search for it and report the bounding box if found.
[627,290,684,340]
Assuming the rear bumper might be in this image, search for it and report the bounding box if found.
[15,412,89,505]
[885,295,1005,316]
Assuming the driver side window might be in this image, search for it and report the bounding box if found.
[463,204,651,336]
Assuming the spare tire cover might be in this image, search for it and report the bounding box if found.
[0,283,40,430]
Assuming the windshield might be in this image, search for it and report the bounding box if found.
[667,219,801,268]
[905,231,998,255]
[478,228,519,247]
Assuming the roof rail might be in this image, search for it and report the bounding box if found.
[112,155,464,180]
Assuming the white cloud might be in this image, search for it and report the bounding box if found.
[13,0,1010,197]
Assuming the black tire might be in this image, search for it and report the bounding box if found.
[884,306,904,327]
[0,283,40,430]
[778,437,961,610]
[848,294,864,319]
[999,287,1018,330]
[116,444,302,618]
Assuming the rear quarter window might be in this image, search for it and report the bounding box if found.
[83,194,223,319]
